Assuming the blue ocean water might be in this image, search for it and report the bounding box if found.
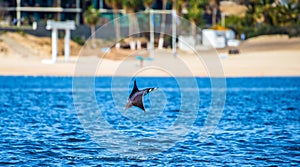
[0,76,299,166]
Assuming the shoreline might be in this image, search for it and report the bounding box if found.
[1,74,299,78]
[0,33,300,77]
[1,50,300,77]
[1,49,299,77]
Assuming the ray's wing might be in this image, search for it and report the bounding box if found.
[137,88,158,112]
[132,91,146,112]
[129,80,139,99]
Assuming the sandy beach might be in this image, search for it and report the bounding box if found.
[0,32,299,77]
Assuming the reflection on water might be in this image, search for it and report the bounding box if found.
[0,77,299,166]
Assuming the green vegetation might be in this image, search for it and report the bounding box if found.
[16,28,27,37]
[84,6,100,41]
[143,0,155,11]
[225,0,300,38]
[122,0,142,48]
[72,36,85,46]
[105,0,123,47]
[0,30,7,35]
[81,0,300,45]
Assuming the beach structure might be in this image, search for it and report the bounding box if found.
[202,26,236,48]
[148,9,177,57]
[178,35,201,51]
[46,20,75,63]
[1,0,81,26]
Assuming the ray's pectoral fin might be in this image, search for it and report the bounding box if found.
[133,94,146,112]
[135,101,146,113]
[125,99,132,109]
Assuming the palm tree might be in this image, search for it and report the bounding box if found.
[158,0,168,49]
[143,0,154,11]
[266,2,298,27]
[105,0,122,49]
[187,0,205,47]
[84,6,100,46]
[172,0,177,56]
[209,0,220,26]
[122,0,141,50]
[143,0,155,54]
[176,0,189,16]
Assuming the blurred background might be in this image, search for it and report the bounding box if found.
[0,0,299,46]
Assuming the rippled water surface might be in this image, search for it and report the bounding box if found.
[0,77,299,166]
